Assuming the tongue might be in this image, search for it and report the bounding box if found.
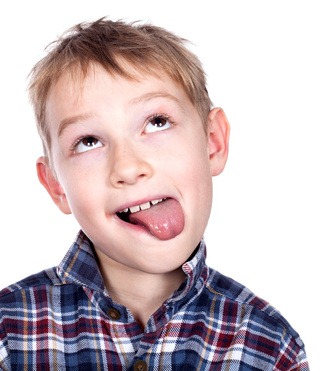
[128,199,184,240]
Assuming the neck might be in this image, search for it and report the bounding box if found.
[96,255,186,328]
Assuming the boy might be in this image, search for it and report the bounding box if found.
[0,18,309,370]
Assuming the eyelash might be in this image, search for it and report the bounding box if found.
[148,113,170,122]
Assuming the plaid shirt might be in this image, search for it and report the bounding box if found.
[0,231,309,370]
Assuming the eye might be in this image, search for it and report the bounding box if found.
[144,114,172,134]
[73,136,103,153]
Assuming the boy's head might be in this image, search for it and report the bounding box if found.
[33,17,230,275]
[29,17,212,159]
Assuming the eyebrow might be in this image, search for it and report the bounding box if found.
[57,112,94,138]
[129,91,182,106]
[57,91,183,137]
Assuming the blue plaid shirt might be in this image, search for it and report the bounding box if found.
[0,231,309,370]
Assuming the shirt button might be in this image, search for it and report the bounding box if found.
[133,360,147,371]
[107,308,121,320]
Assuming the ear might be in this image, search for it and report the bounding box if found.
[36,157,72,214]
[207,107,230,176]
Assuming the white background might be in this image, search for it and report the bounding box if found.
[0,1,321,368]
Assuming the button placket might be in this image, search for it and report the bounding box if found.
[133,360,148,371]
[107,307,121,321]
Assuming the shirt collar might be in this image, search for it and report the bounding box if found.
[170,239,208,303]
[57,230,105,292]
[57,230,208,299]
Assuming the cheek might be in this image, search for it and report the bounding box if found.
[55,168,100,214]
[162,132,209,170]
[179,147,212,184]
[182,148,213,214]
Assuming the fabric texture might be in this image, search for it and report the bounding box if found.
[0,231,309,370]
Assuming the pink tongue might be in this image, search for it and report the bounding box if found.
[128,199,184,240]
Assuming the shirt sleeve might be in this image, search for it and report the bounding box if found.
[0,310,11,371]
[274,328,309,370]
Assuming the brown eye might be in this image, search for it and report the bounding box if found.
[144,115,172,133]
[82,137,99,147]
[74,136,103,153]
[151,116,167,127]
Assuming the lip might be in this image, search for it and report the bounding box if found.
[113,214,152,236]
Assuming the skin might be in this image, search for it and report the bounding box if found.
[37,64,230,327]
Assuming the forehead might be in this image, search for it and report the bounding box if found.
[50,60,178,92]
[46,63,194,121]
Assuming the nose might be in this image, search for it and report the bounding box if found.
[109,143,153,187]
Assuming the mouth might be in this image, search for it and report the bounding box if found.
[115,197,185,240]
[116,198,166,223]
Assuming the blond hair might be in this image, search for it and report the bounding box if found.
[28,17,212,157]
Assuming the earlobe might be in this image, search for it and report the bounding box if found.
[36,157,72,215]
[207,108,230,176]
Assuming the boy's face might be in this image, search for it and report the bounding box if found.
[38,64,229,275]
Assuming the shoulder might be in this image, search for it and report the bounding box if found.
[205,267,305,348]
[0,267,60,303]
